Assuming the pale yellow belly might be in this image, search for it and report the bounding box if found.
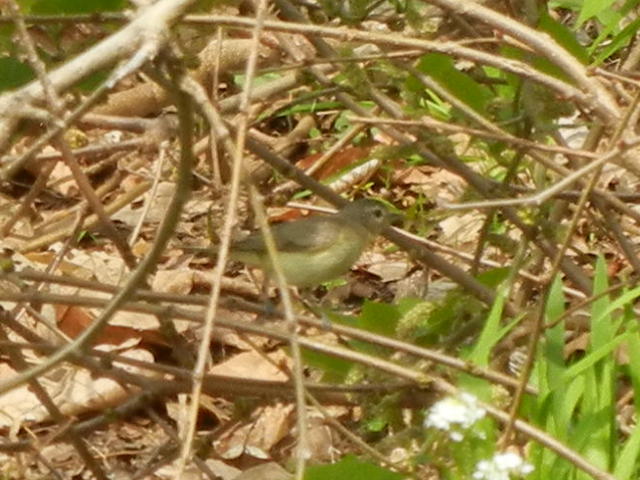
[233,230,369,287]
[273,243,364,286]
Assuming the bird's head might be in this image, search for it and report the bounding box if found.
[340,198,401,234]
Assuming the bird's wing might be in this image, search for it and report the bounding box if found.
[233,216,344,253]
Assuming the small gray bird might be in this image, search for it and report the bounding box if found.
[228,198,399,287]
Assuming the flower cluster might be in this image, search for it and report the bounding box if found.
[473,452,534,480]
[424,392,486,442]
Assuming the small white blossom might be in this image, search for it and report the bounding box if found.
[424,392,486,441]
[473,452,534,480]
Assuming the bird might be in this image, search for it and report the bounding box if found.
[226,198,399,288]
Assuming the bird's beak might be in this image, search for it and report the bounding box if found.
[389,212,403,226]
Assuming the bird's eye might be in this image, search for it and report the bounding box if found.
[373,208,384,218]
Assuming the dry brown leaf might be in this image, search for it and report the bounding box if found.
[0,349,155,427]
[112,181,175,227]
[60,247,127,285]
[439,212,483,246]
[306,412,343,462]
[422,169,467,201]
[208,350,290,382]
[152,269,196,295]
[394,166,433,185]
[48,161,76,196]
[295,146,372,180]
[155,464,203,480]
[564,332,589,358]
[215,403,294,460]
[40,443,83,477]
[55,304,166,346]
[231,462,292,480]
[359,251,412,282]
[205,459,242,480]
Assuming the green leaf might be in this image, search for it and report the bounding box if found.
[357,300,400,337]
[539,10,589,64]
[561,332,629,381]
[16,0,38,11]
[614,423,640,479]
[626,330,640,413]
[588,284,640,338]
[304,455,403,480]
[30,0,126,14]
[0,24,16,54]
[592,17,640,65]
[591,256,613,349]
[415,53,493,116]
[467,288,506,366]
[75,70,109,93]
[476,267,510,289]
[0,57,34,92]
[501,42,569,82]
[233,72,283,89]
[301,346,353,383]
[542,276,566,391]
[585,0,639,55]
[549,0,583,9]
[555,376,584,439]
[576,0,618,26]
[271,101,344,118]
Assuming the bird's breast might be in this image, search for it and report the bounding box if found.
[243,225,370,287]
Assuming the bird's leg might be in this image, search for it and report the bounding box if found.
[258,273,277,317]
[293,288,332,329]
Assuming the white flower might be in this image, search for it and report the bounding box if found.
[473,452,534,480]
[424,392,486,441]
